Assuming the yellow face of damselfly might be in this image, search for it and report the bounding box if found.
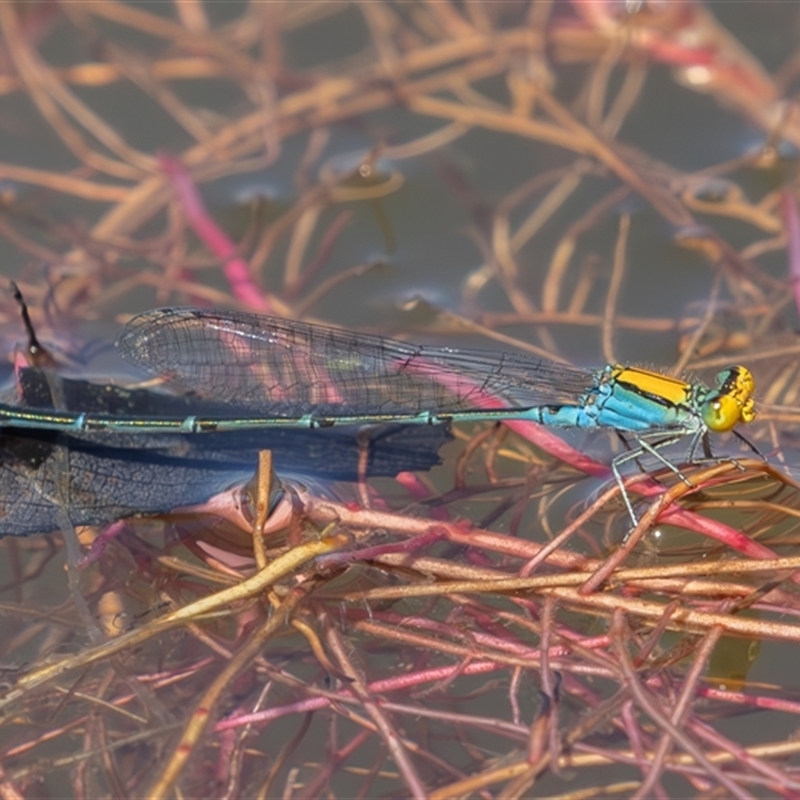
[700,366,757,432]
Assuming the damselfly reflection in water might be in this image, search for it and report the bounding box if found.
[0,365,449,537]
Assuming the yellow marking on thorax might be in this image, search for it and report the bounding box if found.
[610,365,692,406]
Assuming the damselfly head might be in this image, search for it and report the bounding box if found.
[701,366,757,432]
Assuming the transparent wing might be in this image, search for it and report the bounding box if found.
[117,308,596,418]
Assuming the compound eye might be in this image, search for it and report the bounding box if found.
[702,395,741,432]
[716,366,755,395]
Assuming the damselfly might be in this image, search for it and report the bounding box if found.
[0,307,758,523]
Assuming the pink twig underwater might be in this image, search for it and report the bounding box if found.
[781,189,800,321]
[159,153,275,311]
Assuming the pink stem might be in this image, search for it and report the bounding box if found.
[159,153,274,312]
[781,189,800,321]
